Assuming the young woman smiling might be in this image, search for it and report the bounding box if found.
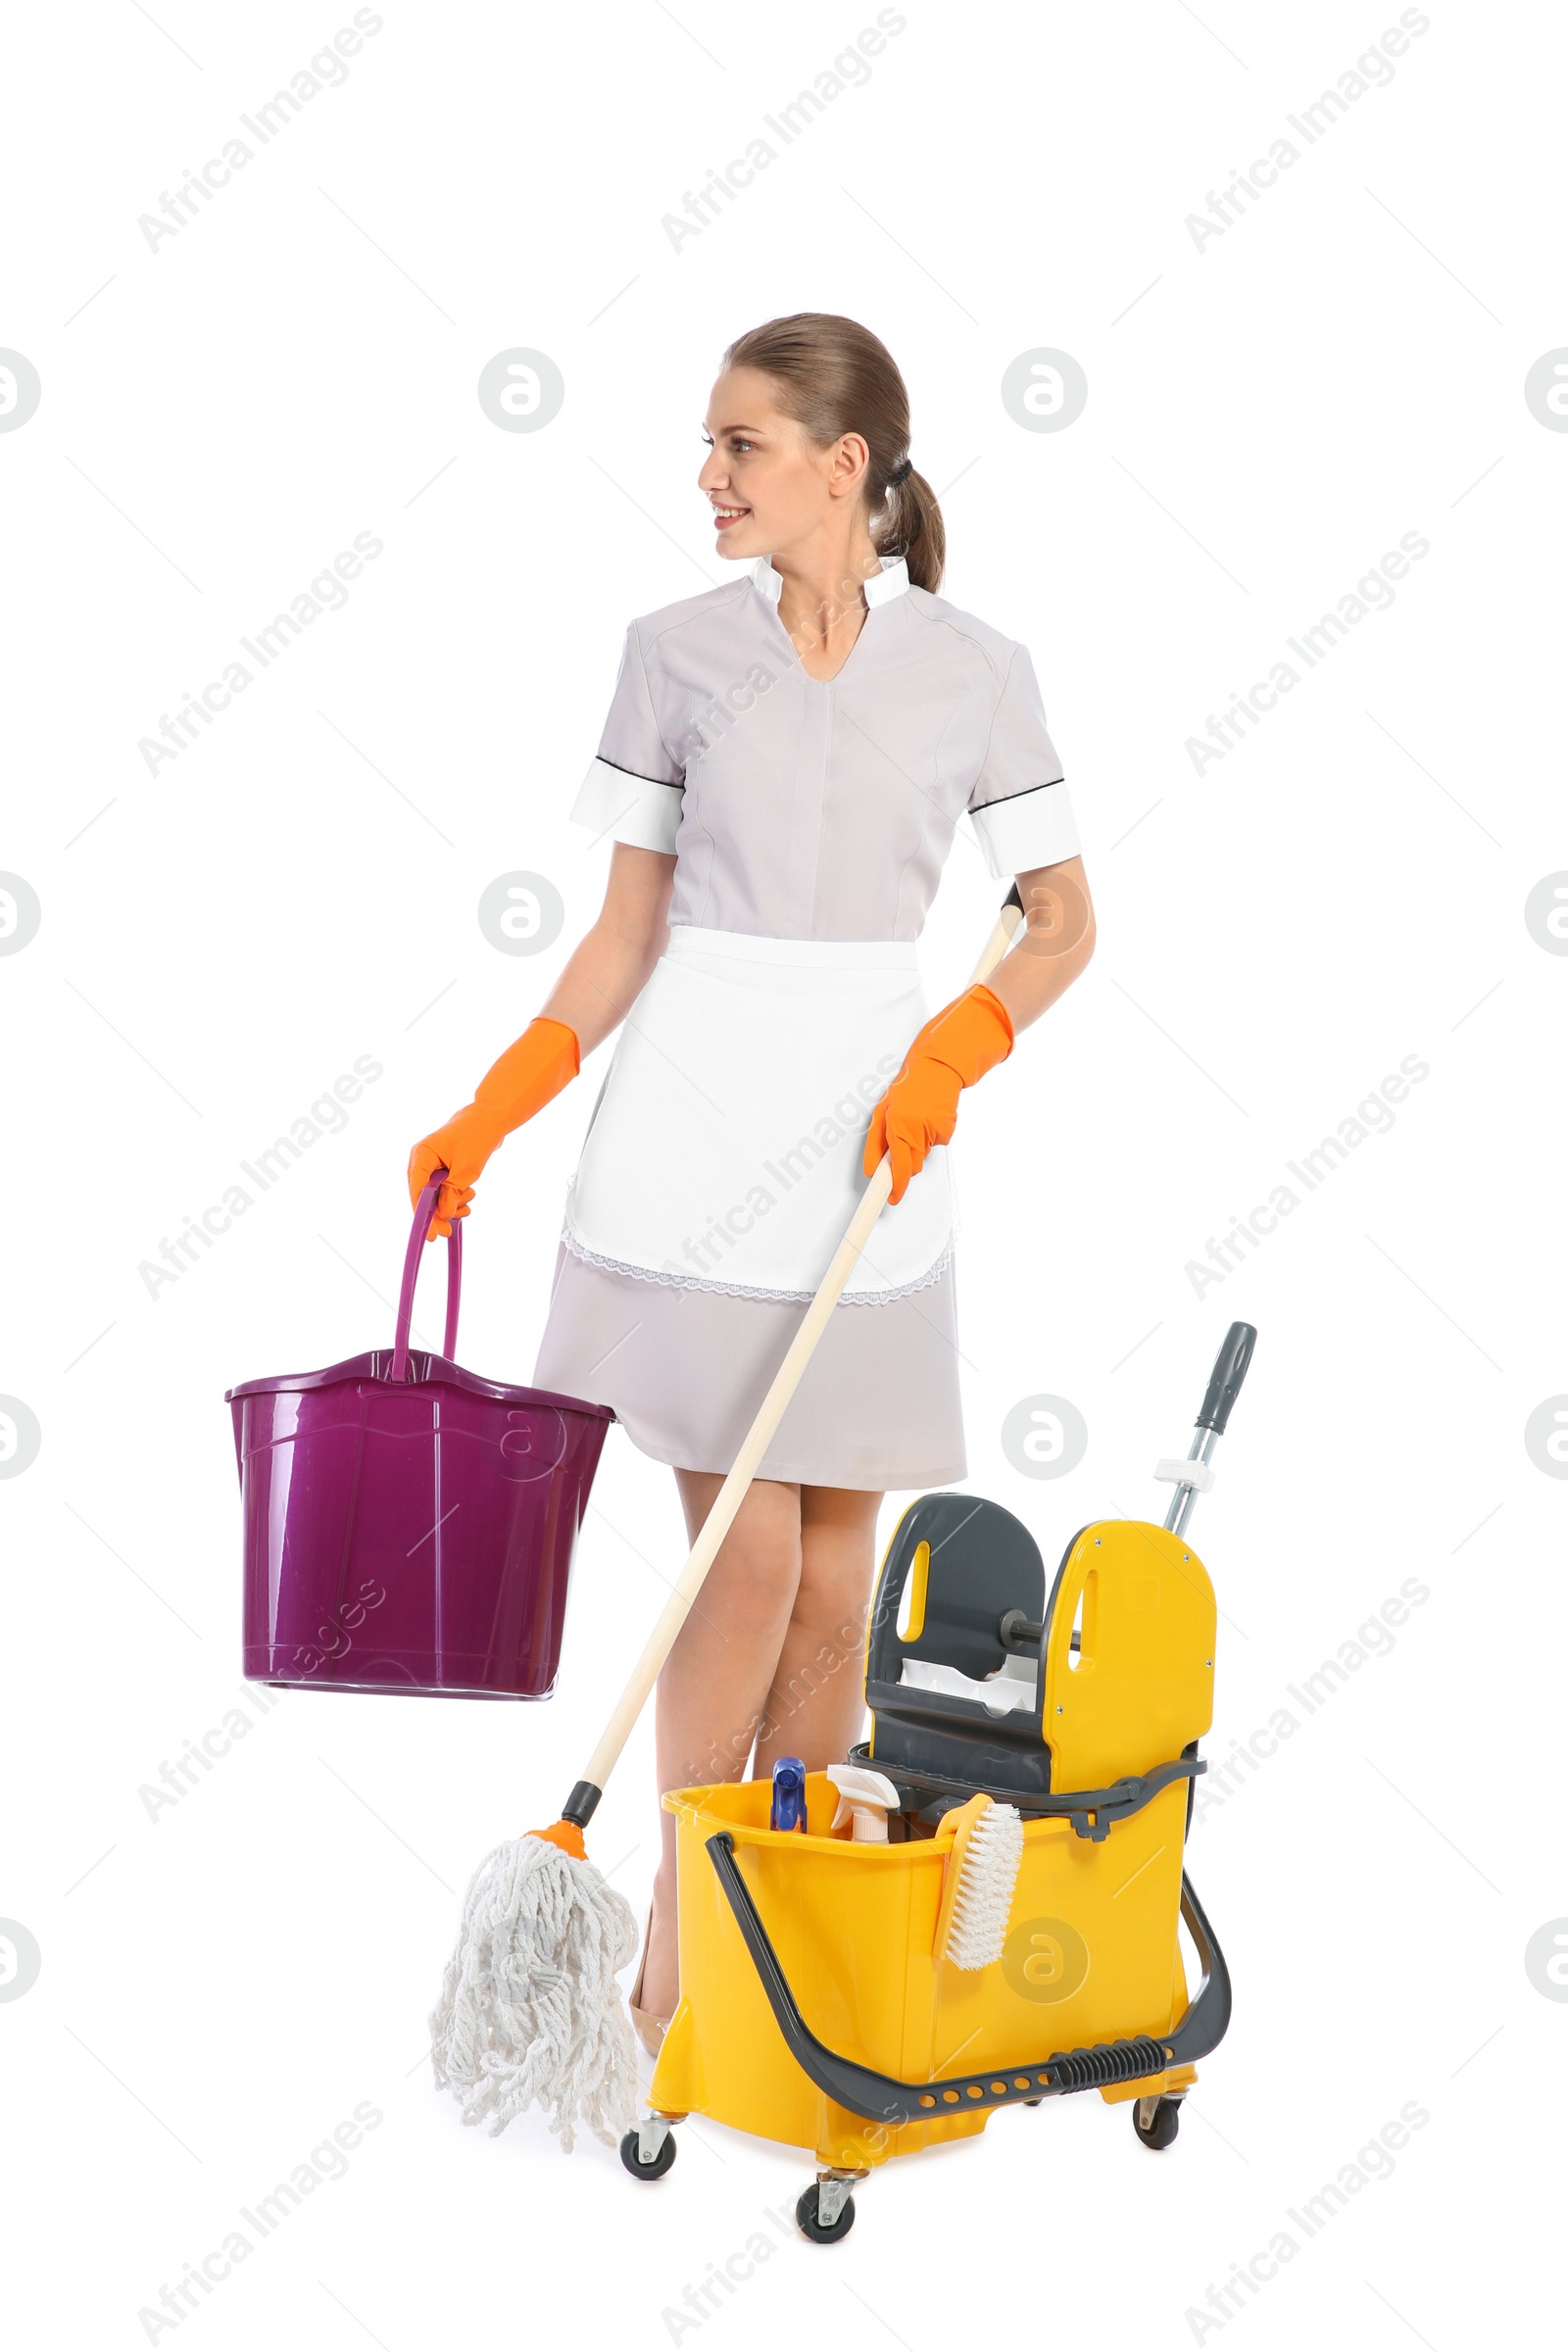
[408,313,1095,2046]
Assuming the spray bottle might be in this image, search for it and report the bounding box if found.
[769,1756,808,1833]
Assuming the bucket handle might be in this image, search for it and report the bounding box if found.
[389,1170,463,1381]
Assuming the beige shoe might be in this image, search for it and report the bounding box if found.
[629,1905,673,2058]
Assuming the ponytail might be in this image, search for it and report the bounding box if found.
[878,464,945,594]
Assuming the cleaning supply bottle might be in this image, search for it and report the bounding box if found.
[825,1763,900,1842]
[770,1757,808,1833]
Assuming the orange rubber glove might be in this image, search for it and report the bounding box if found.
[408,1017,580,1239]
[862,984,1013,1205]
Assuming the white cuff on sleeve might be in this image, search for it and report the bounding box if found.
[968,780,1080,879]
[570,758,683,853]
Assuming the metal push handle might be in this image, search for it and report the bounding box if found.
[1159,1321,1257,1537]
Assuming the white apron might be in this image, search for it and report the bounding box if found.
[563,927,953,1304]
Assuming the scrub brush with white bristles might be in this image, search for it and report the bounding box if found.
[936,1793,1025,1970]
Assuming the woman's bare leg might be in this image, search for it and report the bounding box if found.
[754,1485,883,1779]
[640,1472,803,2019]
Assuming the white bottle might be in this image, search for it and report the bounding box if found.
[826,1764,900,1842]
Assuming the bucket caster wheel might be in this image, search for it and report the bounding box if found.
[1133,2095,1182,2151]
[796,2180,857,2243]
[620,2119,677,2180]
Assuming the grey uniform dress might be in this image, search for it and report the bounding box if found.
[531,554,1080,1490]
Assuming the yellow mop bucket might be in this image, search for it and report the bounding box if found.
[629,1324,1253,2240]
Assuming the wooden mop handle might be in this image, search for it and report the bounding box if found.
[567,887,1025,1818]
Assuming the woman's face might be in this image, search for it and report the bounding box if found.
[699,367,868,560]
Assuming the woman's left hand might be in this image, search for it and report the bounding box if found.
[863,983,1014,1203]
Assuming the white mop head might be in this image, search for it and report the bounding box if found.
[943,1800,1025,1971]
[430,1834,640,2151]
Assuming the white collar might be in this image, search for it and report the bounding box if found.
[750,554,910,609]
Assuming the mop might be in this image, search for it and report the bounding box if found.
[430,890,1023,2150]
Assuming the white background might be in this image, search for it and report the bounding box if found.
[2,1,1561,2344]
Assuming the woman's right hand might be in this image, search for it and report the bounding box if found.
[407,1111,487,1239]
[405,848,675,1241]
[407,1017,581,1240]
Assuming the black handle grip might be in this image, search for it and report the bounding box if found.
[1197,1321,1256,1434]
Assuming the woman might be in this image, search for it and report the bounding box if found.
[408,314,1095,2051]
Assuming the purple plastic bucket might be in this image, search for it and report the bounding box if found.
[225,1175,612,1698]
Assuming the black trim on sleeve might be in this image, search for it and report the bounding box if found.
[968,773,1067,815]
[592,754,684,790]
